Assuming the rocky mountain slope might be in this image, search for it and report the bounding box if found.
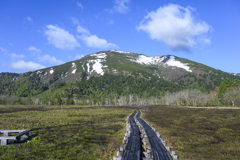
[1,50,239,99]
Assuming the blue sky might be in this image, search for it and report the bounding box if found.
[0,0,240,73]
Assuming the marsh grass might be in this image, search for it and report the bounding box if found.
[0,105,134,159]
[142,106,240,160]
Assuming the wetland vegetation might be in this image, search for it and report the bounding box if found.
[0,105,135,159]
[1,104,240,159]
[142,106,240,160]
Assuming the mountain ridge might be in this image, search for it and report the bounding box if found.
[0,50,240,100]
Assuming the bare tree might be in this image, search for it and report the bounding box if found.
[222,86,240,106]
[129,95,134,106]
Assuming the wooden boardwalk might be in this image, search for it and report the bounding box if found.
[121,111,141,160]
[136,111,172,160]
[114,110,175,160]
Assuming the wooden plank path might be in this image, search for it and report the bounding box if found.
[136,111,173,160]
[121,111,141,160]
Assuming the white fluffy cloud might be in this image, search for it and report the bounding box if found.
[137,4,211,51]
[109,0,130,14]
[77,26,90,35]
[11,60,45,71]
[78,34,118,49]
[45,25,80,50]
[77,25,118,49]
[38,54,63,65]
[28,46,41,52]
[11,53,25,60]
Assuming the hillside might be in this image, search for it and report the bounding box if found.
[0,50,240,104]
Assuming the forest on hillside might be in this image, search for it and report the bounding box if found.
[0,75,239,107]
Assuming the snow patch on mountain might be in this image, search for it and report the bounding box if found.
[82,65,85,71]
[87,63,90,73]
[110,50,131,54]
[49,68,54,74]
[232,73,240,76]
[71,63,77,74]
[12,77,18,81]
[102,65,108,68]
[90,52,106,59]
[72,62,76,68]
[163,56,192,72]
[72,69,77,74]
[93,61,104,75]
[37,71,42,74]
[133,55,164,65]
[154,70,161,78]
[129,54,192,72]
[86,53,107,77]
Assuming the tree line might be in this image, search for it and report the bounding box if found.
[1,74,240,107]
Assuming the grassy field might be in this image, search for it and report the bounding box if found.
[142,106,240,160]
[0,105,136,160]
[2,105,239,160]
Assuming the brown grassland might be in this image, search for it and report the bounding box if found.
[0,105,136,160]
[1,105,240,159]
[142,106,240,160]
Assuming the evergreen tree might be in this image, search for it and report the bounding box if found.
[17,97,23,105]
[1,98,7,104]
[218,78,240,103]
[26,96,32,105]
[56,94,62,105]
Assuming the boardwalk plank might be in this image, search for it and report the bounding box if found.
[122,111,141,160]
[136,111,172,160]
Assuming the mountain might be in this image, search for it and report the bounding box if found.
[231,73,240,76]
[1,50,240,103]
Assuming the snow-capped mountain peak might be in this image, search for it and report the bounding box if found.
[109,50,132,54]
[28,50,194,84]
[127,54,192,72]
